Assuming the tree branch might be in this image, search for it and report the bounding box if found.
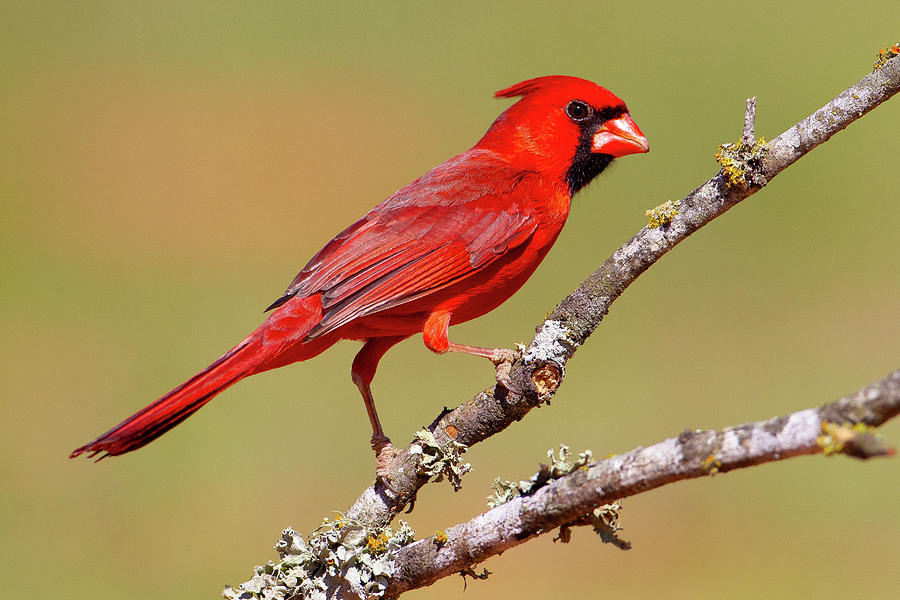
[385,369,900,596]
[344,49,900,529]
[224,51,900,600]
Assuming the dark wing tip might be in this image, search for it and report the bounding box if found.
[264,293,295,312]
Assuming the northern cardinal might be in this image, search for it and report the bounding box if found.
[71,76,648,475]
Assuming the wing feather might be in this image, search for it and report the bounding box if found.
[268,149,540,337]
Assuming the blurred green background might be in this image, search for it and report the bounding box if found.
[2,2,898,598]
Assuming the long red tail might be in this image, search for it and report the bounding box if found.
[71,296,325,459]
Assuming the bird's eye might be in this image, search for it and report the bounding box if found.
[565,100,592,122]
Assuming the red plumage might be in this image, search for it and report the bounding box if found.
[71,75,648,466]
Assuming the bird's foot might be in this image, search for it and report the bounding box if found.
[371,434,398,487]
[489,345,524,393]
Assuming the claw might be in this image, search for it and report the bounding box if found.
[489,347,522,394]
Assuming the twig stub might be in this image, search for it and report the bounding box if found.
[742,96,757,145]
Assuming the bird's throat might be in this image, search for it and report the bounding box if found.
[565,149,613,196]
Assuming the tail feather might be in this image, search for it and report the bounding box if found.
[71,294,328,460]
[70,335,269,459]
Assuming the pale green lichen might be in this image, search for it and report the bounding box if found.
[223,518,415,600]
[410,429,471,491]
[487,445,592,508]
[556,502,630,550]
[546,444,593,477]
[646,199,682,228]
[487,477,522,508]
[487,446,631,549]
[588,502,631,550]
[715,137,768,188]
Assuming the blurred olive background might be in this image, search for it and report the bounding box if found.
[2,2,898,599]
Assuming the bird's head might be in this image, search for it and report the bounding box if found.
[477,75,648,195]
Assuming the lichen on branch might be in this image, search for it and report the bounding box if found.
[223,518,416,600]
[230,50,900,600]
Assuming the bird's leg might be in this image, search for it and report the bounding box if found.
[423,311,521,392]
[352,375,395,470]
[351,336,406,483]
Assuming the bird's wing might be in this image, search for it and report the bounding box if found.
[266,151,539,338]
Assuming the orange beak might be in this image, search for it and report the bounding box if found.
[591,113,649,157]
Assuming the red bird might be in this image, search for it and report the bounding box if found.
[71,76,648,476]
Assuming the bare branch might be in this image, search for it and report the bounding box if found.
[385,369,900,596]
[742,96,757,145]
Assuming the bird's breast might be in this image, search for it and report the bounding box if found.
[367,212,567,333]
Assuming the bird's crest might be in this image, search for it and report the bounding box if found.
[494,75,594,99]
